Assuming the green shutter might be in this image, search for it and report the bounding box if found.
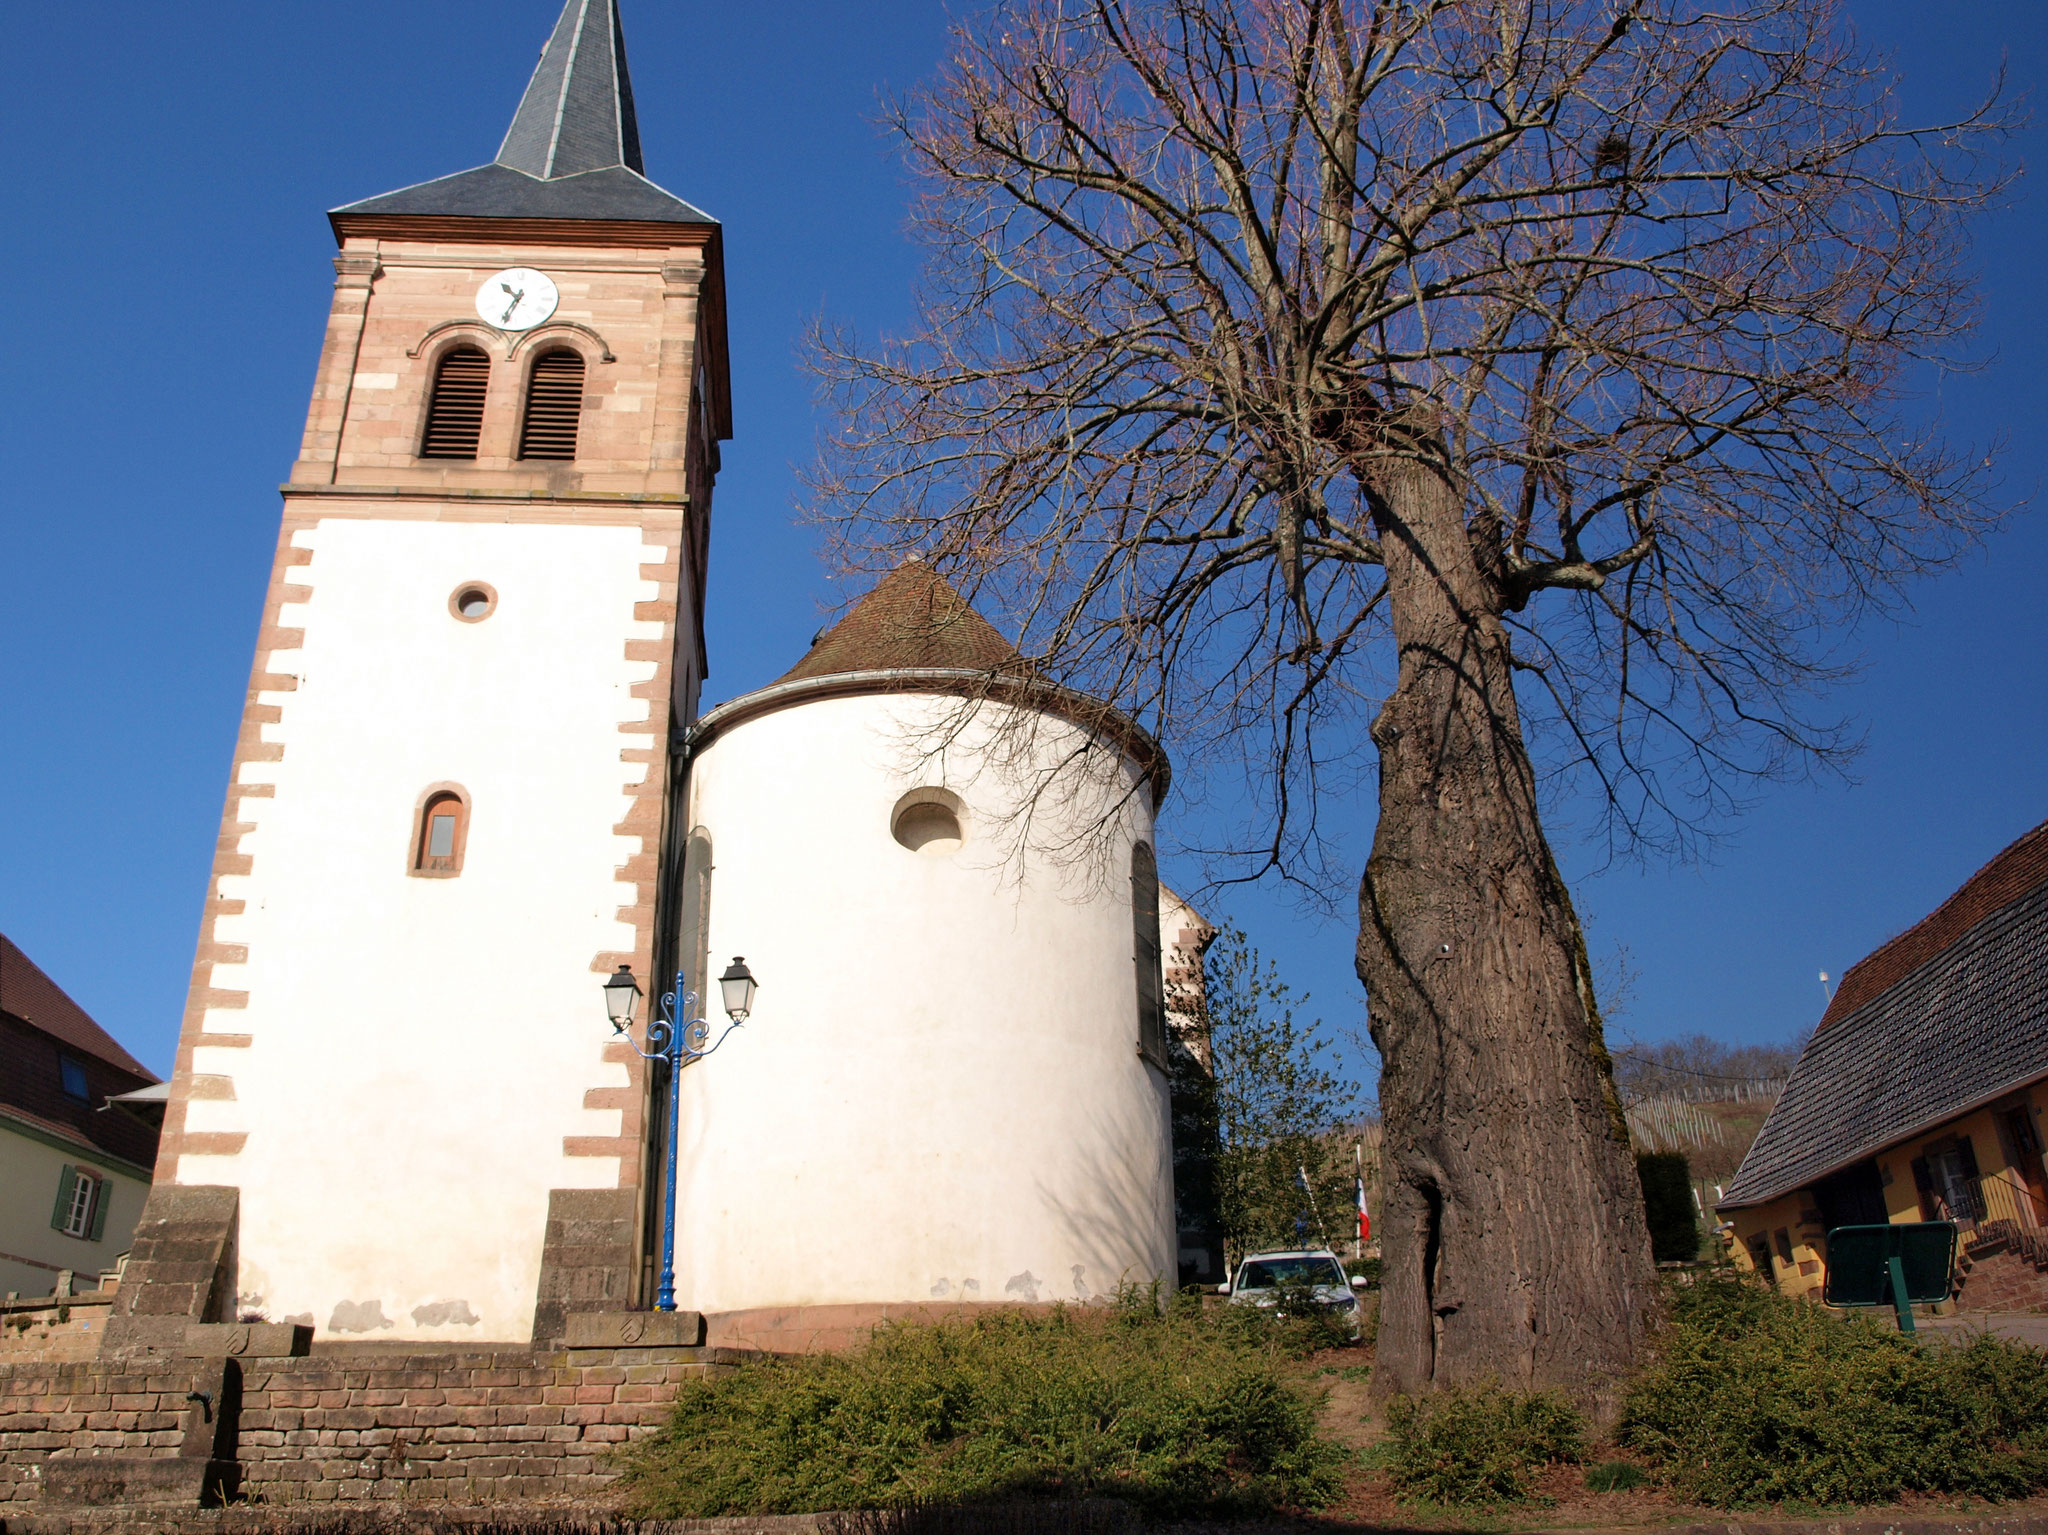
[87,1179,109,1242]
[50,1165,77,1232]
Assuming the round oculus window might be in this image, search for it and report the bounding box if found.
[891,789,966,856]
[450,583,497,622]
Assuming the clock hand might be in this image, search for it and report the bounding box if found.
[499,287,526,324]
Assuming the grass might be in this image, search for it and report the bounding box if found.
[617,1286,1350,1518]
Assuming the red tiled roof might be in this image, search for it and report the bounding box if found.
[0,934,154,1080]
[1820,818,2048,1029]
[776,560,1021,684]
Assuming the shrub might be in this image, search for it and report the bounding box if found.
[1618,1273,2048,1505]
[1254,1276,1365,1355]
[1382,1384,1586,1506]
[617,1294,1348,1518]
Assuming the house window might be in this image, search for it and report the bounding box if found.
[1131,841,1167,1068]
[51,1165,106,1241]
[59,1054,90,1101]
[420,346,490,459]
[518,349,585,460]
[412,790,470,876]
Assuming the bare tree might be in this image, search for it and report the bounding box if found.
[808,0,2007,1395]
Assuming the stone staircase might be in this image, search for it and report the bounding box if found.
[0,1187,734,1511]
[1952,1219,2048,1314]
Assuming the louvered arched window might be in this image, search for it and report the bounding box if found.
[519,349,586,460]
[419,346,490,459]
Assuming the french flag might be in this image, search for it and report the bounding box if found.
[1356,1175,1371,1244]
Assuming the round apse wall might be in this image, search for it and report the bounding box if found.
[890,787,967,856]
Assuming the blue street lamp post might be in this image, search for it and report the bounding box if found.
[602,956,759,1312]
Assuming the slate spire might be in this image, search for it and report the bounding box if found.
[329,0,712,228]
[496,0,644,179]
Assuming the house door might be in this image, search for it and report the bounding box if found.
[1999,1108,2048,1227]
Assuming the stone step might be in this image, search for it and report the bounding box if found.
[36,1456,236,1508]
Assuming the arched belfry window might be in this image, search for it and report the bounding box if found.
[412,789,470,876]
[419,347,490,459]
[518,349,586,461]
[1132,841,1167,1068]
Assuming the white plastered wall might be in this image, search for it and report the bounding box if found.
[179,516,662,1341]
[677,691,1176,1314]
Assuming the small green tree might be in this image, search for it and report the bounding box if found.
[1176,926,1363,1266]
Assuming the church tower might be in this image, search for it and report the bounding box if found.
[150,0,728,1343]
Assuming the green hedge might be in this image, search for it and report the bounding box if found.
[617,1296,1348,1517]
[1619,1273,2048,1504]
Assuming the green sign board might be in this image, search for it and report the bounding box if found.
[1822,1222,1957,1332]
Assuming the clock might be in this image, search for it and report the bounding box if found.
[475,267,559,331]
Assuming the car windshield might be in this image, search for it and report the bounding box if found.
[1236,1257,1346,1291]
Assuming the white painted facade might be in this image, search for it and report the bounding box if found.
[675,686,1178,1316]
[181,517,664,1339]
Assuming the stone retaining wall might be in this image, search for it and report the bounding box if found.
[0,1299,116,1367]
[1955,1238,2048,1315]
[0,1346,733,1507]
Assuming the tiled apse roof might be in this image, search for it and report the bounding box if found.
[1722,821,2048,1209]
[776,561,1022,684]
[0,934,153,1080]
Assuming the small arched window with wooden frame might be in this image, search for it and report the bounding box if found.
[1131,840,1167,1069]
[518,348,586,460]
[419,346,490,460]
[411,788,471,877]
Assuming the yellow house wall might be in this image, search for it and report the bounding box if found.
[1725,1192,1829,1301]
[1873,1084,2048,1227]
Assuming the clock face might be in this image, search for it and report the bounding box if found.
[475,267,559,331]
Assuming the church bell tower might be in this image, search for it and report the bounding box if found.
[150,0,729,1343]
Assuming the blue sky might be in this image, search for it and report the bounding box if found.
[1,1,2041,1083]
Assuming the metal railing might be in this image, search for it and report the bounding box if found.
[1931,1169,2048,1233]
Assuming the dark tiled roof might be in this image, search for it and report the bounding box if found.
[331,0,714,229]
[1820,820,2048,1028]
[776,561,1023,684]
[0,947,161,1174]
[0,935,152,1079]
[333,163,711,227]
[1721,824,2048,1209]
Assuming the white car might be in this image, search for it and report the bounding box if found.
[1222,1248,1367,1340]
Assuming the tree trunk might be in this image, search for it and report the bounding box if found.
[1359,460,1657,1403]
